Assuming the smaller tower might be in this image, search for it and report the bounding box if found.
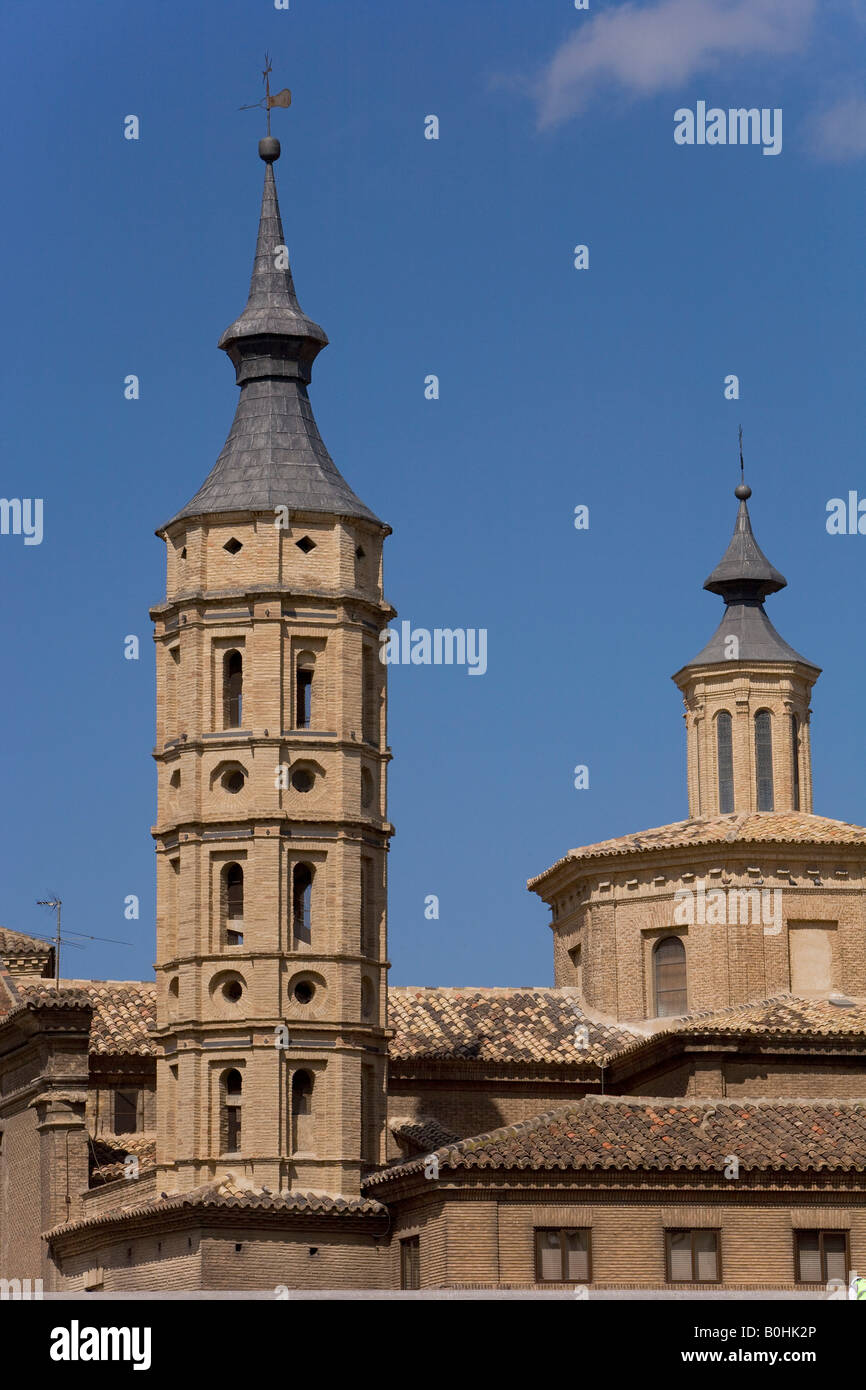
[673,481,820,818]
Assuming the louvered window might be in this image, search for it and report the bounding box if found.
[755,709,774,811]
[716,711,734,813]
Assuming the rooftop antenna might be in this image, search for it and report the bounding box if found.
[34,897,132,988]
[239,53,292,136]
[35,896,62,988]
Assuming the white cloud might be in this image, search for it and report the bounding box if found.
[536,0,816,128]
[806,95,866,161]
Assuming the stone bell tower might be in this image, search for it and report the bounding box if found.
[150,135,393,1198]
[673,481,820,819]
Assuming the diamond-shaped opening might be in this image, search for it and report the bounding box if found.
[180,547,187,560]
[295,536,316,554]
[355,546,366,560]
[223,538,243,555]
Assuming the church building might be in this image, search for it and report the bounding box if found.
[1,137,865,1294]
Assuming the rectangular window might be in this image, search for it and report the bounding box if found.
[665,1229,720,1283]
[226,1105,242,1154]
[296,668,313,728]
[362,646,378,745]
[795,1230,848,1284]
[114,1089,139,1135]
[400,1236,420,1290]
[361,1066,377,1163]
[534,1228,591,1284]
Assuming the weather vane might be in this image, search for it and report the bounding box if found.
[738,424,745,482]
[239,53,292,136]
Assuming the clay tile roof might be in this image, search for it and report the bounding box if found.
[672,993,866,1039]
[390,1117,461,1152]
[529,811,866,885]
[16,980,156,1056]
[388,987,639,1065]
[365,1096,866,1186]
[89,1134,157,1185]
[47,1179,386,1238]
[0,926,52,954]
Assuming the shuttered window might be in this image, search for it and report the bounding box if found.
[666,1229,720,1283]
[400,1236,420,1290]
[654,936,687,1017]
[795,1231,848,1284]
[535,1228,591,1283]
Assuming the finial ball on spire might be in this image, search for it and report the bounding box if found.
[259,136,281,163]
[735,483,752,500]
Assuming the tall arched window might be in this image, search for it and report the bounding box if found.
[654,936,687,1017]
[754,709,774,811]
[716,711,734,814]
[224,863,244,946]
[224,650,243,728]
[220,1068,243,1154]
[291,1070,314,1153]
[791,714,800,812]
[292,863,313,945]
[295,652,315,729]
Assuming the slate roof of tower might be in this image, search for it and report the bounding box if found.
[529,811,866,884]
[163,151,382,530]
[365,1096,866,1184]
[703,494,787,598]
[678,487,818,670]
[685,602,817,667]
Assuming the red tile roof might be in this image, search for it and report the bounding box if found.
[15,980,156,1055]
[530,811,866,885]
[48,1176,386,1238]
[366,1096,866,1185]
[389,987,638,1064]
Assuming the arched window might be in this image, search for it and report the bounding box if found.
[295,652,315,729]
[291,1070,314,1153]
[224,863,244,946]
[716,711,734,814]
[754,709,774,811]
[654,936,687,1017]
[220,1068,242,1154]
[224,650,243,728]
[292,863,313,945]
[791,714,800,812]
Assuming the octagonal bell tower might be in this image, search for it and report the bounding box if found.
[673,481,820,819]
[150,136,393,1198]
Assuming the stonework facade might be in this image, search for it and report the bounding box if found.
[1,142,864,1295]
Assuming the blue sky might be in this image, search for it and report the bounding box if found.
[1,0,865,988]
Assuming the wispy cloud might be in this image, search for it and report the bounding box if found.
[806,94,866,161]
[536,0,816,128]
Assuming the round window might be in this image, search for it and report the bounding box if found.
[291,768,315,793]
[293,980,315,1005]
[222,980,243,1003]
[222,770,245,794]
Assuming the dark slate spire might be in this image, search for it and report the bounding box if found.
[163,137,382,529]
[681,483,818,669]
[702,483,786,602]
